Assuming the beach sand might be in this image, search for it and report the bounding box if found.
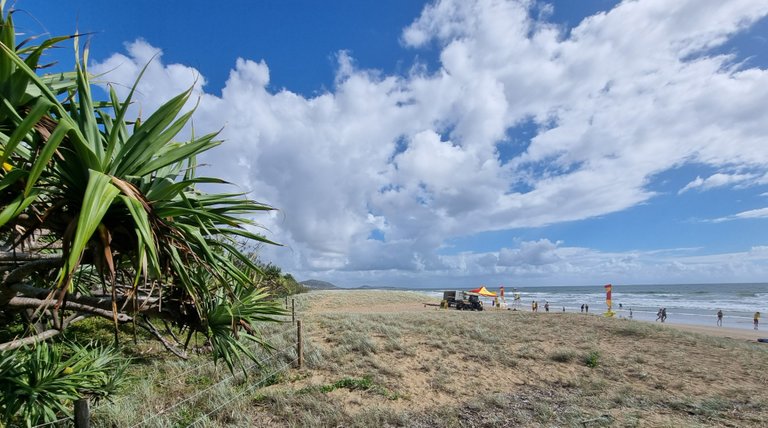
[311,290,768,341]
[254,290,768,427]
[313,290,766,341]
[659,322,764,341]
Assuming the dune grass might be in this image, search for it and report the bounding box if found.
[92,290,768,427]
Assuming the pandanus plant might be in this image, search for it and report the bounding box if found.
[0,0,284,370]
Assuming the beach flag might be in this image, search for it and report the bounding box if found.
[500,286,504,298]
[604,284,614,317]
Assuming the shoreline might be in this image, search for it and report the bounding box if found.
[637,319,766,341]
[312,289,768,342]
[494,308,767,341]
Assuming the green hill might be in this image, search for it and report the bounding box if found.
[300,279,340,290]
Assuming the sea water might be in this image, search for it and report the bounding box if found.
[416,283,768,331]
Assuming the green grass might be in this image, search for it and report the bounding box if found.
[583,350,601,368]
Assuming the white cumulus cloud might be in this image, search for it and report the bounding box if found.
[90,0,768,286]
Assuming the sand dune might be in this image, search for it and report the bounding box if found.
[251,290,768,427]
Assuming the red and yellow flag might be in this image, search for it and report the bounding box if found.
[604,284,612,309]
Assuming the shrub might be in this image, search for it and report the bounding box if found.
[584,350,601,368]
[0,342,127,426]
[550,349,577,363]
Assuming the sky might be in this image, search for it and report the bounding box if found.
[12,0,768,288]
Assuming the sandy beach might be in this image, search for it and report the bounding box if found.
[314,289,766,341]
[656,322,764,341]
[242,289,768,427]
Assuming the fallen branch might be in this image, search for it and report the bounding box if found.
[7,283,158,312]
[2,257,61,286]
[0,315,86,352]
[0,329,60,352]
[7,296,132,322]
[138,316,189,359]
[0,251,61,262]
[0,259,62,305]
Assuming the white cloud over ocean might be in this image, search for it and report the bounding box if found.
[90,0,768,287]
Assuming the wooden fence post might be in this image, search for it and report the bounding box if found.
[291,298,295,325]
[284,296,288,309]
[297,320,303,369]
[74,398,90,428]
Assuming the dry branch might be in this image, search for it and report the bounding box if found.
[8,296,132,322]
[0,251,61,262]
[139,316,189,359]
[0,329,60,352]
[7,283,158,312]
[0,314,86,352]
[2,257,61,285]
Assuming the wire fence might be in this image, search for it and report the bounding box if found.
[127,342,298,428]
[91,323,297,414]
[31,416,71,428]
[28,316,304,428]
[185,357,298,427]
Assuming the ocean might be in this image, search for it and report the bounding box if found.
[415,283,768,331]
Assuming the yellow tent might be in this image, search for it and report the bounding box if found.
[467,286,497,297]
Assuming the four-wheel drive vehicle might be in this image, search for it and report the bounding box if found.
[442,290,458,308]
[442,291,484,311]
[456,293,484,311]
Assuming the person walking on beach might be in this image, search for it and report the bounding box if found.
[754,312,760,330]
[629,307,633,319]
[656,308,663,322]
[580,304,584,313]
[585,304,589,313]
[661,308,667,323]
[544,301,550,312]
[716,309,723,327]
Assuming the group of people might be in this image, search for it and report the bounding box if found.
[528,300,572,313]
[531,300,542,312]
[715,310,760,330]
[522,298,761,330]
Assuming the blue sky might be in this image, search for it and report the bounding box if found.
[14,0,768,288]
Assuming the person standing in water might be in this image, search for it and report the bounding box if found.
[716,309,723,327]
[755,312,760,330]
